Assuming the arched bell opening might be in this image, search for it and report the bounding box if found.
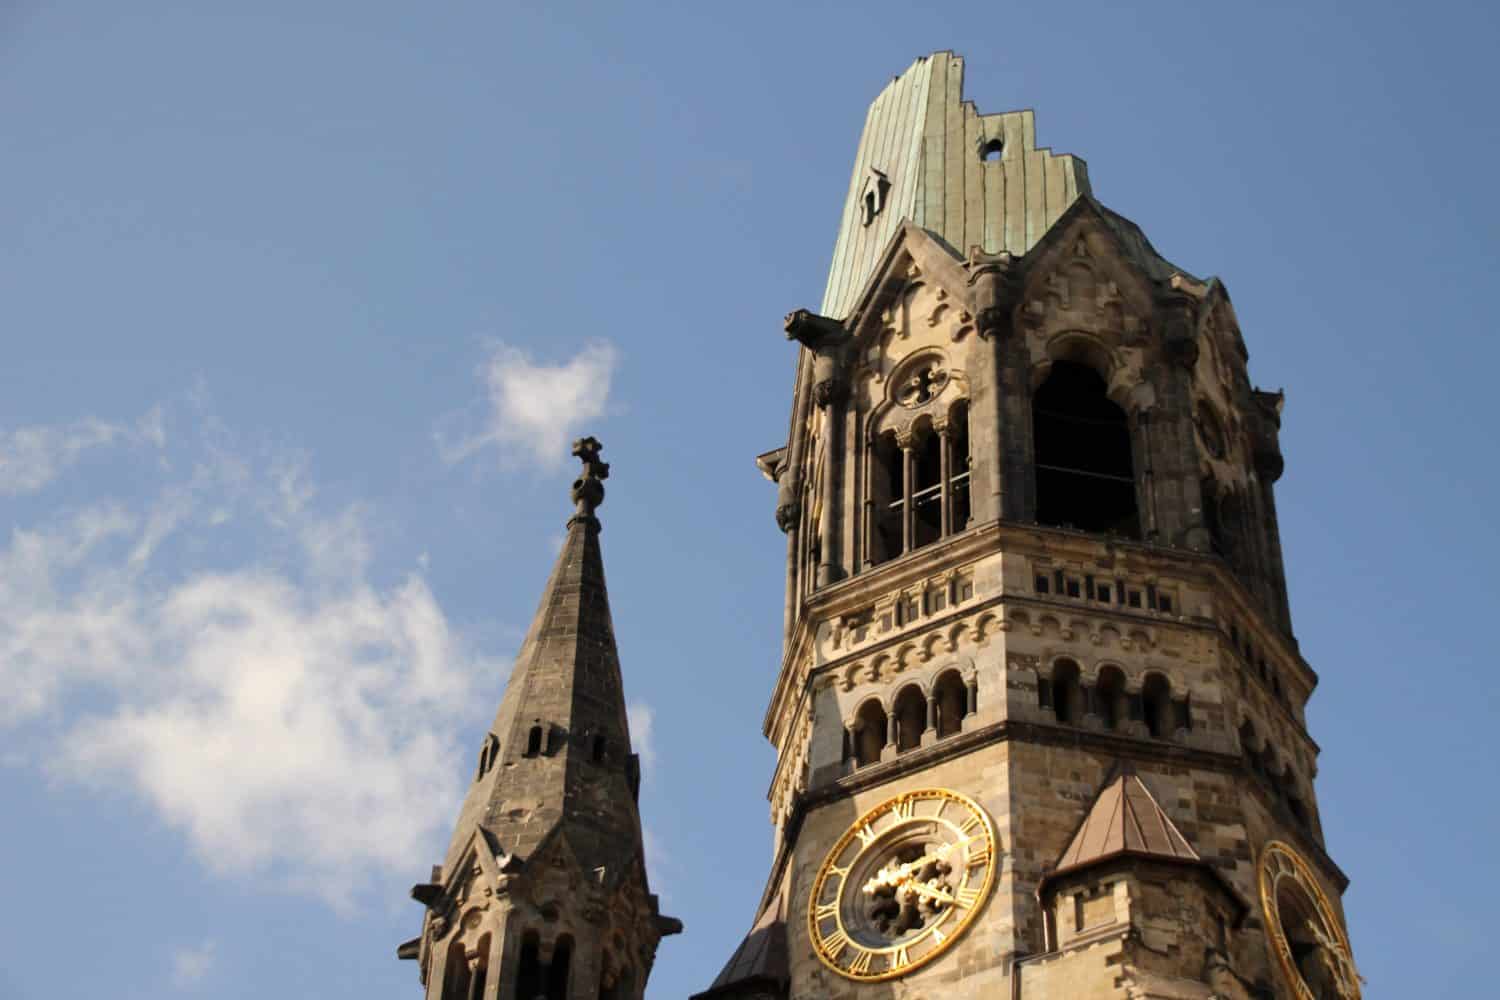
[869,431,903,566]
[933,670,969,738]
[1142,673,1174,739]
[547,935,573,1000]
[1050,659,1084,725]
[516,931,544,1000]
[1033,360,1140,538]
[854,699,888,767]
[893,684,928,752]
[1095,666,1128,731]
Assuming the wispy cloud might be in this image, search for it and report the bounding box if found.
[0,401,499,904]
[170,941,216,988]
[0,407,163,495]
[627,700,656,774]
[438,341,618,471]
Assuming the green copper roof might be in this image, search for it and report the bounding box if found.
[821,52,1090,319]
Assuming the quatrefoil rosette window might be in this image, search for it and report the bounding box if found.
[873,353,966,444]
[893,353,953,410]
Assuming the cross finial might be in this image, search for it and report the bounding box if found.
[569,436,609,524]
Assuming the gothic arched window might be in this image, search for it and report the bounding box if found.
[1033,361,1139,537]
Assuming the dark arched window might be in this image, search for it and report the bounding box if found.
[979,138,1004,161]
[933,671,968,738]
[1142,674,1173,739]
[869,431,903,566]
[949,401,971,532]
[1051,659,1083,725]
[517,932,543,1000]
[592,733,607,763]
[1095,667,1128,730]
[1239,719,1258,759]
[854,700,888,767]
[893,685,927,751]
[547,936,573,1000]
[912,430,943,550]
[1033,361,1139,537]
[525,725,543,758]
[442,938,471,1000]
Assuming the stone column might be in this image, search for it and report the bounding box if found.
[938,422,952,537]
[965,676,978,717]
[900,438,915,554]
[814,376,848,588]
[922,693,939,746]
[1152,285,1209,549]
[969,252,1028,522]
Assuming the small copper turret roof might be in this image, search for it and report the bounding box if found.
[1050,764,1199,879]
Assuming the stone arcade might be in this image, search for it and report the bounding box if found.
[404,51,1361,1000]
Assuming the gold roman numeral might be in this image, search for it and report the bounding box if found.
[931,927,946,944]
[847,950,873,976]
[956,886,981,908]
[856,822,877,846]
[891,946,910,969]
[892,797,915,820]
[828,863,849,881]
[959,815,981,836]
[822,928,849,960]
[967,843,991,867]
[814,901,838,921]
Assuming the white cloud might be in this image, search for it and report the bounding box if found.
[171,940,216,988]
[627,699,656,774]
[438,341,618,471]
[0,405,499,905]
[0,407,166,496]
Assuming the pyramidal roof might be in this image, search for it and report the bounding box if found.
[692,891,789,1000]
[1051,764,1199,878]
[438,437,644,885]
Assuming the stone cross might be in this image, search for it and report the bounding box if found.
[570,436,610,521]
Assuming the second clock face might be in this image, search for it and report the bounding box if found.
[807,788,996,982]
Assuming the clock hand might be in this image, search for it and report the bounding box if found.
[862,838,973,895]
[898,880,956,906]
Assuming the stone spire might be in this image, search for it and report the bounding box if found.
[402,438,679,1000]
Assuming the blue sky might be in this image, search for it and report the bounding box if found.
[0,2,1495,997]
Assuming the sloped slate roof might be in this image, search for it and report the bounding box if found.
[1052,765,1200,877]
[692,892,789,999]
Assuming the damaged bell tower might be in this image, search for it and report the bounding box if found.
[699,51,1361,1000]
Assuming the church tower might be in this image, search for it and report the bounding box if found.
[400,439,680,1000]
[700,53,1360,1000]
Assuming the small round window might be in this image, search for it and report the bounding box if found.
[979,138,1004,162]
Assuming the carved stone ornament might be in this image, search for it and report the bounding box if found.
[1258,840,1362,1000]
[813,377,848,408]
[895,360,950,409]
[775,501,800,533]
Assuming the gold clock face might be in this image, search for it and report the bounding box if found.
[807,788,996,983]
[1258,840,1361,1000]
